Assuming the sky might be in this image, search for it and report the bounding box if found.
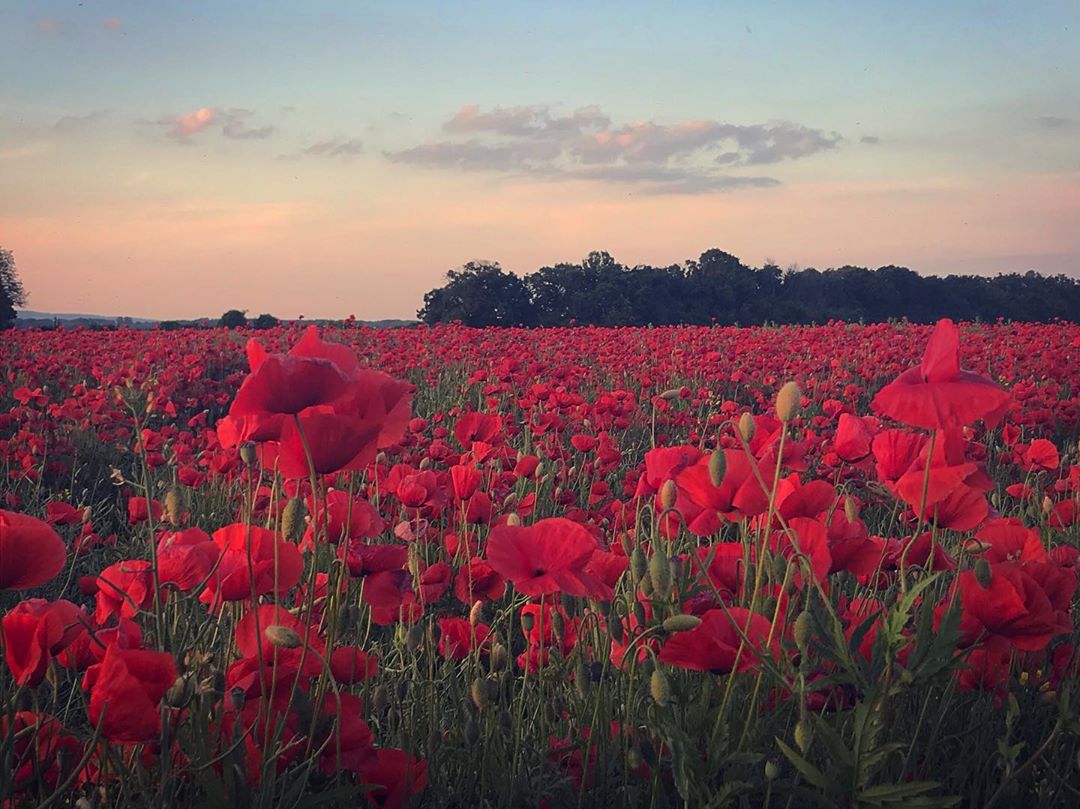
[1,1,1078,320]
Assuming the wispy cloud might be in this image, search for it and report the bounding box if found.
[35,18,68,36]
[1035,116,1075,131]
[304,137,364,158]
[156,107,276,141]
[387,104,841,194]
[860,135,881,145]
[103,17,123,32]
[54,110,110,132]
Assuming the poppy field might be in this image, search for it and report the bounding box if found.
[2,318,1080,808]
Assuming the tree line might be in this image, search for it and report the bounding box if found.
[418,249,1080,327]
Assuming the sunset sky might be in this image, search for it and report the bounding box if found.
[1,1,1078,320]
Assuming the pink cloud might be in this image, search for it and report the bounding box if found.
[164,107,218,138]
[35,18,68,35]
[103,17,122,31]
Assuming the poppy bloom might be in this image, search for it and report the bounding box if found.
[437,617,491,660]
[955,563,1072,652]
[95,560,156,624]
[658,607,774,674]
[2,599,86,686]
[673,449,772,535]
[486,517,612,599]
[199,524,303,608]
[360,747,428,809]
[871,318,1011,430]
[330,646,379,683]
[1,712,83,794]
[82,645,178,742]
[0,509,67,589]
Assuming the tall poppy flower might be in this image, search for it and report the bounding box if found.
[486,517,612,599]
[0,509,67,589]
[658,607,774,674]
[871,319,1010,430]
[199,524,303,608]
[82,645,177,742]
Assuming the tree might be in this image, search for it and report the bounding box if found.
[418,262,535,326]
[219,309,247,329]
[0,247,27,329]
[252,313,279,330]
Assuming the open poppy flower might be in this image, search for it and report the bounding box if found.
[0,509,67,589]
[82,645,177,742]
[658,607,774,674]
[871,319,1011,430]
[486,517,613,599]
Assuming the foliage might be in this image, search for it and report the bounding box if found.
[419,249,1080,326]
[219,309,248,328]
[0,247,28,329]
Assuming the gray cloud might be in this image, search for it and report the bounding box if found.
[54,110,109,132]
[220,108,276,140]
[304,137,364,158]
[1035,116,1074,131]
[860,135,880,145]
[388,104,841,194]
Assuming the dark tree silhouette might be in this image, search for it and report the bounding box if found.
[219,309,248,329]
[418,249,1080,327]
[0,247,28,329]
[252,313,280,330]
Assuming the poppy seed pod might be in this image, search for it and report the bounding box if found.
[239,442,258,467]
[661,614,702,633]
[281,496,306,542]
[659,479,678,511]
[265,624,303,649]
[776,381,802,422]
[708,450,727,487]
[738,412,756,443]
[165,674,195,708]
[650,669,672,707]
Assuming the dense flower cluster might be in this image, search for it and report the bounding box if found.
[0,319,1078,807]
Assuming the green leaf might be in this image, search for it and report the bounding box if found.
[776,737,842,794]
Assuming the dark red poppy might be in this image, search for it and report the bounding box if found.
[955,562,1072,652]
[871,319,1011,430]
[0,509,67,589]
[1,712,83,794]
[453,558,506,604]
[157,528,218,592]
[486,517,612,599]
[95,560,156,624]
[2,599,86,686]
[437,616,491,660]
[658,607,774,674]
[359,747,428,809]
[330,646,379,683]
[82,645,177,742]
[199,524,303,608]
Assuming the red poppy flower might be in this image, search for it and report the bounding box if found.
[955,562,1072,652]
[673,449,772,535]
[437,616,491,660]
[157,528,218,592]
[486,517,612,599]
[1,712,83,794]
[82,645,177,742]
[95,560,156,624]
[658,607,774,674]
[0,509,67,590]
[359,747,428,809]
[2,599,85,686]
[199,524,303,608]
[330,646,379,683]
[453,558,506,604]
[871,318,1011,430]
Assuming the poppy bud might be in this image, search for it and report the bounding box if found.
[505,513,521,527]
[662,614,702,633]
[471,677,490,710]
[620,532,635,555]
[771,553,787,580]
[963,539,991,554]
[551,610,565,641]
[282,497,306,542]
[793,610,812,652]
[574,661,590,698]
[419,457,431,471]
[794,718,812,753]
[490,642,509,671]
[265,624,303,649]
[659,388,682,401]
[239,442,257,466]
[765,760,780,780]
[738,412,756,443]
[376,451,387,465]
[632,598,647,628]
[650,669,672,707]
[844,496,858,524]
[469,600,484,626]
[166,674,195,708]
[502,492,517,509]
[708,450,727,487]
[630,547,647,583]
[775,381,801,423]
[521,611,535,633]
[164,485,184,526]
[975,558,993,589]
[609,615,625,643]
[648,553,672,600]
[659,479,677,511]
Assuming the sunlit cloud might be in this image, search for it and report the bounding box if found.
[388,104,841,194]
[103,17,123,32]
[156,107,276,141]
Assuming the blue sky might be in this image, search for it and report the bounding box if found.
[1,1,1077,317]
